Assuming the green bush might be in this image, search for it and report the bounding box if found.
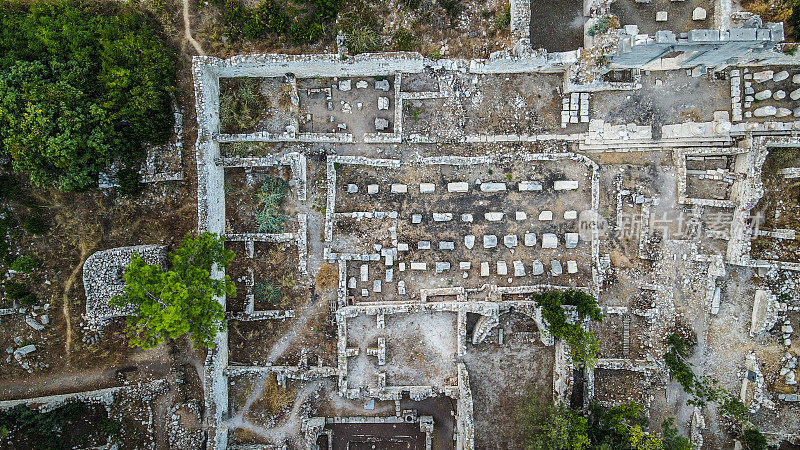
[495,5,511,30]
[339,3,383,54]
[23,215,47,235]
[743,427,768,450]
[439,0,464,23]
[0,174,21,200]
[9,255,41,273]
[255,178,289,233]
[588,15,611,36]
[209,0,342,44]
[0,1,176,191]
[253,280,282,304]
[117,166,143,196]
[401,0,421,9]
[219,78,268,134]
[393,29,418,52]
[530,290,603,367]
[4,281,36,305]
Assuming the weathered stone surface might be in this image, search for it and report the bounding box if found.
[554,180,579,191]
[464,235,475,249]
[692,7,706,20]
[448,182,469,193]
[542,233,558,249]
[524,233,537,246]
[754,90,772,101]
[532,260,544,275]
[565,233,580,249]
[550,260,563,276]
[504,235,518,248]
[483,235,497,248]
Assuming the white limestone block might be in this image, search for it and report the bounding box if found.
[567,260,578,274]
[497,261,508,276]
[565,233,580,249]
[774,70,790,82]
[483,235,498,248]
[418,241,431,250]
[655,11,667,21]
[777,107,793,118]
[554,180,579,191]
[378,96,389,110]
[480,182,507,192]
[518,181,543,191]
[439,241,455,250]
[356,80,369,89]
[754,105,777,117]
[774,90,786,100]
[504,235,518,248]
[459,261,471,270]
[410,262,426,271]
[515,211,527,221]
[538,211,553,221]
[752,89,770,101]
[513,260,525,277]
[412,214,422,224]
[464,235,475,249]
[347,184,358,193]
[532,260,544,275]
[480,262,490,277]
[542,233,558,249]
[419,183,436,193]
[550,260,563,276]
[564,210,578,220]
[373,280,382,293]
[524,233,537,247]
[791,89,800,101]
[447,182,469,193]
[753,70,774,82]
[435,262,450,273]
[692,7,706,20]
[338,79,351,91]
[433,213,453,222]
[368,184,379,194]
[398,243,409,251]
[390,184,408,194]
[360,264,369,282]
[461,213,473,222]
[485,212,504,221]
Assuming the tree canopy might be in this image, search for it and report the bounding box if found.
[0,0,175,190]
[531,290,604,367]
[111,232,235,349]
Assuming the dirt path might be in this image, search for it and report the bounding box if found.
[182,0,205,56]
[62,243,91,361]
[0,367,118,401]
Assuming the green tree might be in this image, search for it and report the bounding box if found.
[111,232,235,349]
[531,290,604,367]
[0,0,175,191]
[518,388,590,450]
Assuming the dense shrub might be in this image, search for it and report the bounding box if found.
[22,215,47,234]
[0,174,21,200]
[0,1,175,191]
[4,281,36,305]
[9,255,41,273]
[339,2,383,54]
[255,178,289,233]
[743,427,768,450]
[208,0,342,44]
[117,166,143,197]
[495,5,511,31]
[393,29,419,52]
[530,290,603,367]
[0,401,121,447]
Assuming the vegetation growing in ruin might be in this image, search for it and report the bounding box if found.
[530,290,604,367]
[664,331,767,447]
[517,387,693,450]
[339,1,383,54]
[8,255,42,273]
[219,78,269,134]
[0,401,122,448]
[111,232,236,349]
[0,0,175,191]
[3,281,36,306]
[203,0,342,43]
[517,389,590,450]
[587,15,618,37]
[253,280,283,305]
[255,178,290,233]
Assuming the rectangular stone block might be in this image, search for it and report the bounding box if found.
[497,261,508,276]
[391,184,408,193]
[554,180,579,191]
[419,183,435,193]
[480,182,507,192]
[448,182,469,193]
